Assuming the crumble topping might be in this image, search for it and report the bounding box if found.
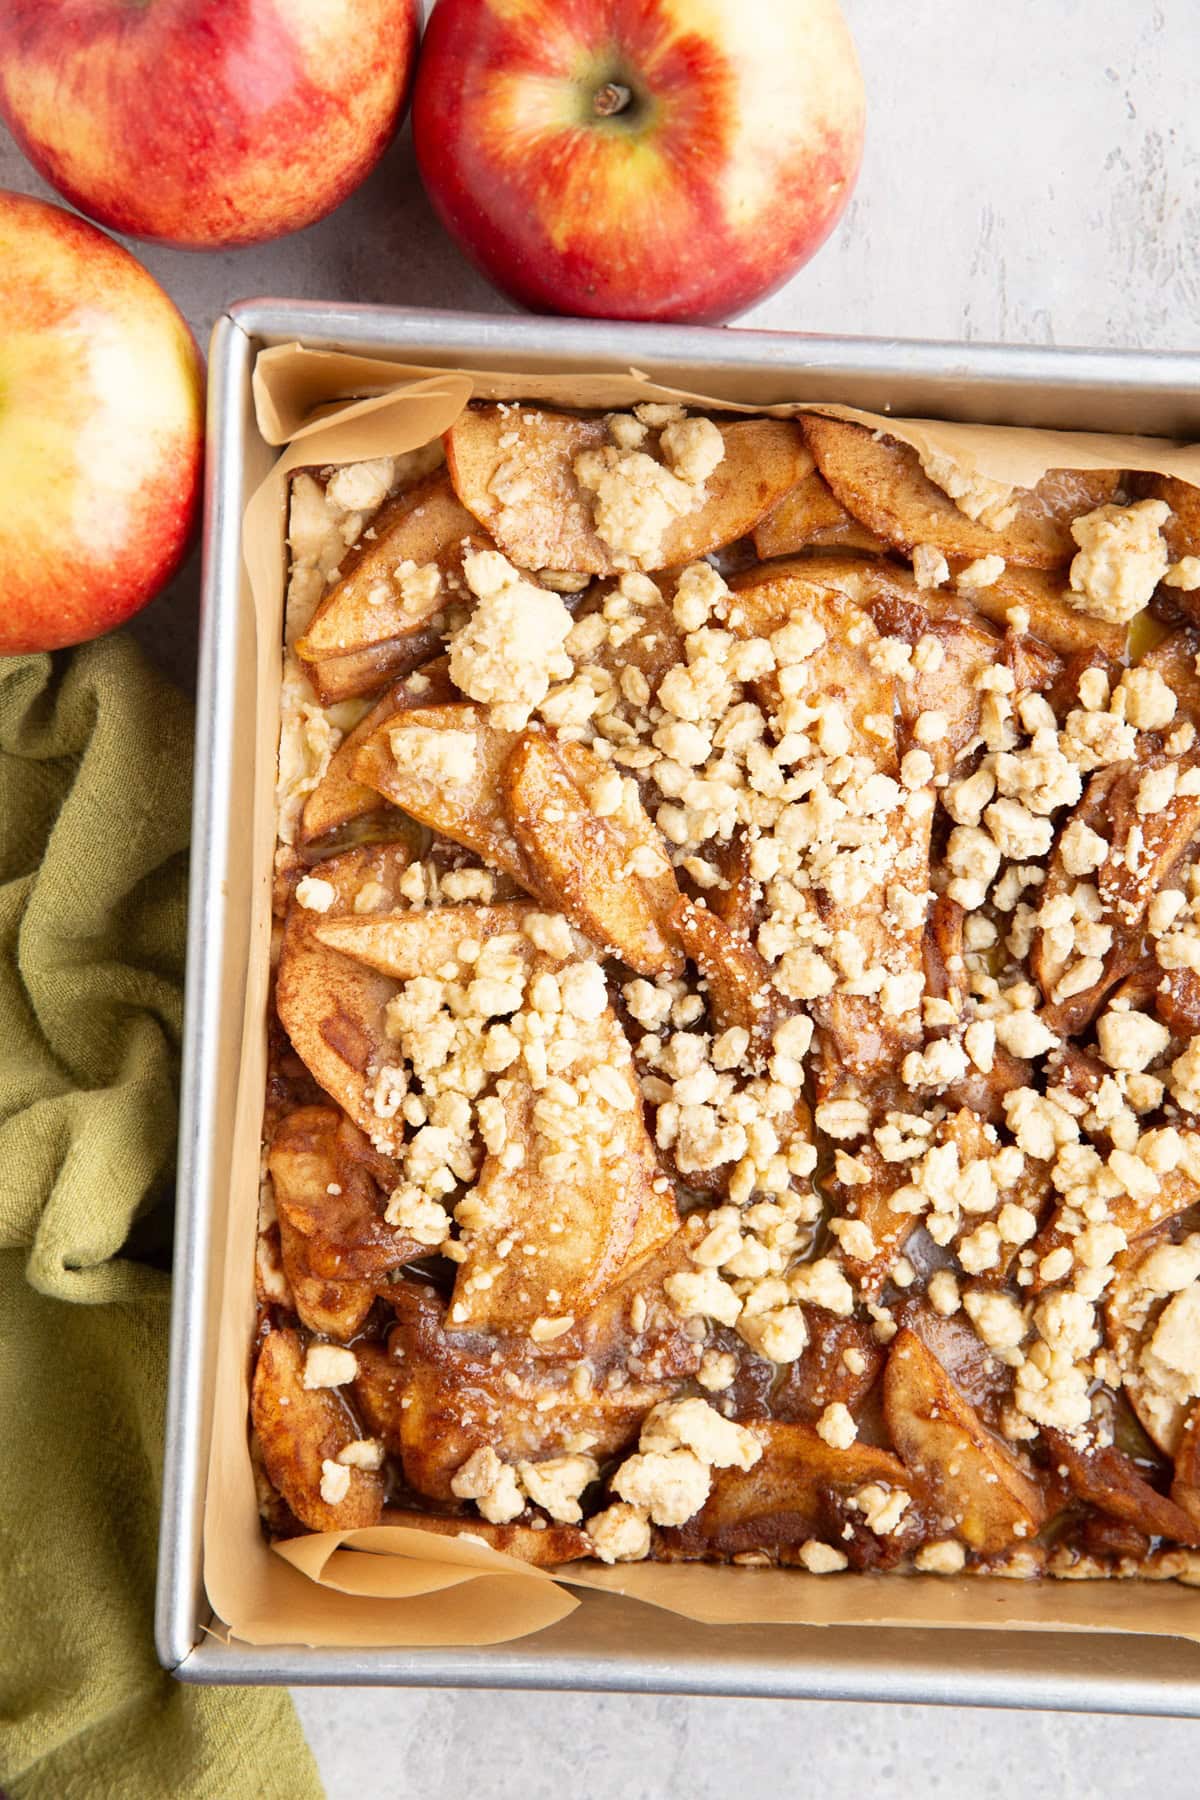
[586,1502,653,1564]
[571,408,726,568]
[799,1540,850,1573]
[450,550,574,729]
[302,1344,358,1389]
[389,723,477,787]
[295,874,336,913]
[917,447,1019,531]
[1066,499,1170,623]
[319,1460,352,1505]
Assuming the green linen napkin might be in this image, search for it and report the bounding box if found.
[0,637,322,1800]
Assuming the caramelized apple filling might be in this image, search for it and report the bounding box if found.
[253,402,1200,1581]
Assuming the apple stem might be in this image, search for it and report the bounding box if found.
[592,82,632,118]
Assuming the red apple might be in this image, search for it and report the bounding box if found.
[0,190,203,655]
[0,0,420,249]
[412,0,865,324]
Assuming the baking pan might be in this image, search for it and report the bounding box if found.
[158,299,1200,1709]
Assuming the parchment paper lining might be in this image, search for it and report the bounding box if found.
[203,343,1200,1650]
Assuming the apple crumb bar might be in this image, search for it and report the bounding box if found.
[252,399,1200,1582]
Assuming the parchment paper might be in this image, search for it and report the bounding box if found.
[204,342,1200,1650]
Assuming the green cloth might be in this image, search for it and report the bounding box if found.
[0,637,322,1800]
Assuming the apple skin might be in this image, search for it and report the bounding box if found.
[0,190,203,655]
[0,0,420,249]
[413,0,865,324]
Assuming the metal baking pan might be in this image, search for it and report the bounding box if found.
[157,298,1200,1709]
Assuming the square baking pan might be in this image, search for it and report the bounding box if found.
[158,298,1200,1708]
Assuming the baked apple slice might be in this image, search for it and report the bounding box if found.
[1103,1229,1200,1456]
[313,901,547,981]
[297,473,478,661]
[884,1327,1047,1554]
[299,629,447,708]
[300,657,457,847]
[868,580,1005,773]
[353,703,546,899]
[662,1419,923,1566]
[275,843,417,1156]
[1134,624,1200,726]
[275,1211,375,1342]
[730,563,898,762]
[1032,1163,1200,1295]
[1139,474,1200,568]
[269,1104,426,1283]
[380,1508,589,1566]
[1033,754,1200,1032]
[752,465,885,559]
[1043,1426,1200,1545]
[960,563,1126,658]
[1170,1401,1200,1531]
[446,404,810,575]
[772,1314,885,1425]
[803,415,1122,569]
[671,894,794,1069]
[450,989,677,1331]
[251,1327,385,1533]
[504,732,683,978]
[360,1229,702,1499]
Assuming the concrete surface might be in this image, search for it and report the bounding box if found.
[4,0,1199,1790]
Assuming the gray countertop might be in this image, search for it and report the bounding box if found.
[4,0,1199,1789]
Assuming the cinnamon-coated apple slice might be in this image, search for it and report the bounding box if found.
[450,993,677,1333]
[728,564,899,763]
[771,1315,885,1426]
[275,843,417,1156]
[301,630,447,706]
[1103,1229,1200,1457]
[803,415,1123,570]
[670,894,793,1069]
[313,901,550,980]
[298,473,479,660]
[661,1420,921,1563]
[1139,474,1200,566]
[733,546,1107,664]
[953,562,1126,658]
[1042,1426,1199,1545]
[1171,1401,1200,1531]
[353,702,547,898]
[705,830,762,940]
[381,1509,590,1565]
[300,657,458,847]
[752,465,884,559]
[504,732,683,977]
[359,1228,700,1500]
[863,577,1006,774]
[298,510,492,707]
[884,1327,1048,1554]
[1032,752,1200,1033]
[445,404,811,574]
[1136,625,1200,726]
[275,1211,375,1343]
[1031,1164,1200,1297]
[269,1104,426,1283]
[251,1327,385,1533]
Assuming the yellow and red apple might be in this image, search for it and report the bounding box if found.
[413,0,865,323]
[0,191,203,655]
[0,0,420,249]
